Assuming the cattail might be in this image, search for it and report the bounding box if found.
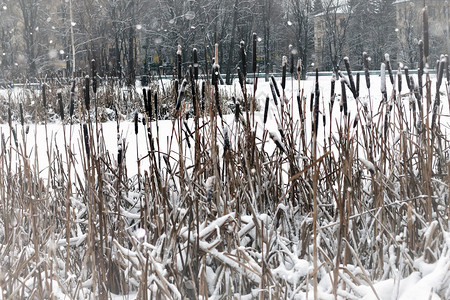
[423,7,429,60]
[363,52,370,89]
[143,88,148,116]
[177,45,182,81]
[385,54,394,85]
[193,48,199,80]
[163,154,172,174]
[359,158,375,174]
[69,80,75,118]
[84,75,90,111]
[240,40,247,77]
[147,89,153,119]
[380,63,387,100]
[269,131,285,153]
[19,103,24,127]
[281,56,287,90]
[263,95,269,124]
[404,67,411,90]
[353,114,359,128]
[234,100,240,122]
[214,83,222,118]
[297,58,302,75]
[344,57,357,98]
[432,56,446,129]
[134,112,139,135]
[174,79,179,102]
[270,75,280,98]
[314,68,320,134]
[201,81,206,112]
[278,126,285,139]
[83,123,90,159]
[310,91,314,112]
[297,92,303,120]
[237,67,244,90]
[1,133,6,153]
[58,90,64,120]
[153,90,158,119]
[223,127,230,152]
[42,83,47,108]
[409,76,418,113]
[340,78,347,115]
[176,79,188,111]
[212,63,220,87]
[270,81,278,106]
[91,59,97,94]
[356,71,360,98]
[183,120,192,148]
[205,176,215,202]
[117,139,123,165]
[397,67,402,94]
[7,107,11,127]
[252,33,257,74]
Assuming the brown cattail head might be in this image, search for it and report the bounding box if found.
[201,81,206,112]
[240,41,247,77]
[297,58,302,74]
[344,57,357,98]
[58,90,64,120]
[404,67,411,90]
[19,103,24,127]
[281,56,287,90]
[11,127,17,147]
[263,95,269,124]
[356,72,360,98]
[214,43,219,66]
[252,33,257,74]
[193,48,199,80]
[340,78,347,115]
[91,59,97,94]
[83,123,90,160]
[314,67,320,134]
[297,92,303,120]
[331,74,336,106]
[42,83,47,108]
[153,90,158,118]
[269,80,278,106]
[69,80,75,118]
[234,100,240,122]
[397,67,402,93]
[84,75,90,111]
[270,75,280,98]
[289,45,294,74]
[7,107,11,127]
[176,79,188,111]
[237,67,244,90]
[418,40,424,77]
[134,112,139,135]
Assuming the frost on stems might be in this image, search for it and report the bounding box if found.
[281,56,287,90]
[363,52,370,89]
[240,40,247,77]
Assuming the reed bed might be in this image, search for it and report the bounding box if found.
[0,44,449,300]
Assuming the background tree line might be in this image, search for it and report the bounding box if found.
[0,0,446,83]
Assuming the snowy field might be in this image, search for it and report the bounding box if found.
[0,72,449,299]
